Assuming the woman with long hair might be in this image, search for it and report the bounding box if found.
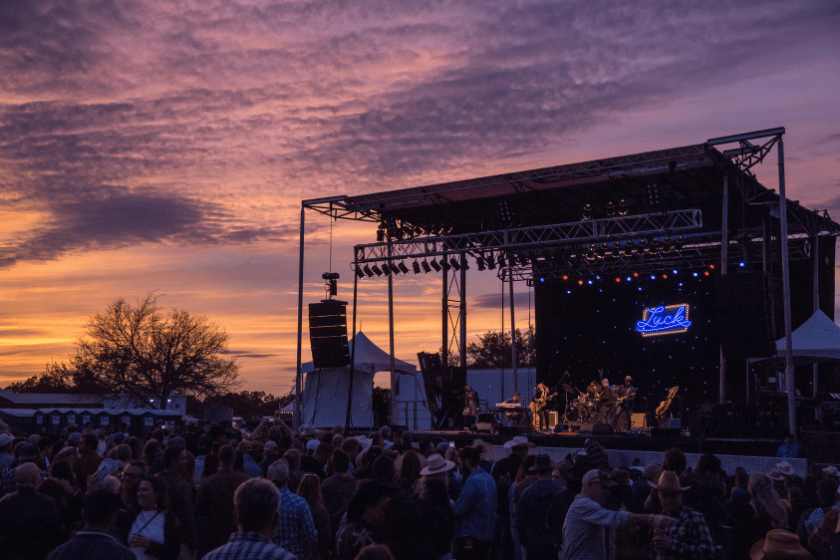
[126,475,180,560]
[395,450,422,495]
[297,473,333,560]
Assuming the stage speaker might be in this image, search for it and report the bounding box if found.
[549,411,559,428]
[471,422,495,434]
[308,300,350,368]
[631,413,646,428]
[716,273,775,359]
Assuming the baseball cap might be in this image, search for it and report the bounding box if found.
[306,439,319,452]
[0,434,12,448]
[582,469,617,488]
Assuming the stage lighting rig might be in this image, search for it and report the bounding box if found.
[322,272,340,297]
[371,265,383,276]
[618,199,629,216]
[450,258,461,271]
[475,255,486,271]
[385,216,402,240]
[355,267,365,279]
[382,263,393,275]
[440,259,451,271]
[398,262,410,274]
[606,201,616,217]
[412,261,421,274]
[421,260,432,273]
[647,184,660,208]
[363,265,374,277]
[486,253,496,269]
[430,259,442,272]
[499,200,512,224]
[596,244,607,258]
[582,203,593,220]
[611,244,621,258]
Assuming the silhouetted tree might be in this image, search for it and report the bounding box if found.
[466,325,535,367]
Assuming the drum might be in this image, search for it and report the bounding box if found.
[564,403,580,423]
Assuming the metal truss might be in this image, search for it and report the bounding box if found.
[353,209,703,263]
[708,128,784,172]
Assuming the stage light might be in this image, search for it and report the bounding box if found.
[588,280,593,285]
[611,244,620,258]
[583,203,593,220]
[462,259,470,271]
[674,236,684,250]
[363,265,374,278]
[704,271,709,276]
[693,272,698,277]
[385,216,402,240]
[371,265,383,276]
[382,263,392,275]
[626,277,631,282]
[429,259,442,272]
[634,273,638,277]
[578,280,583,285]
[672,269,678,275]
[647,184,660,207]
[475,256,486,271]
[412,261,421,274]
[422,261,432,273]
[540,278,545,283]
[663,274,668,279]
[606,201,616,217]
[356,267,365,279]
[651,275,656,280]
[615,277,621,282]
[563,275,568,280]
[376,226,386,242]
[710,264,715,269]
[499,200,512,223]
[398,262,410,274]
[486,254,496,269]
[450,258,461,271]
[596,244,606,258]
[586,245,596,260]
[739,262,745,267]
[440,259,451,271]
[618,199,628,216]
[596,275,601,280]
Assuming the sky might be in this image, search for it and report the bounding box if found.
[0,0,838,396]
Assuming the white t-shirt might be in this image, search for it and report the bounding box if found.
[128,509,166,560]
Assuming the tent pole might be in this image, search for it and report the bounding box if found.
[295,206,305,431]
[720,175,728,404]
[345,269,359,432]
[778,137,797,440]
[813,218,819,397]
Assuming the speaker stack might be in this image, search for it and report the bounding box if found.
[308,300,350,368]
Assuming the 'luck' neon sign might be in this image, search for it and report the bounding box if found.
[636,304,691,337]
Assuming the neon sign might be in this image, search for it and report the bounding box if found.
[636,304,691,337]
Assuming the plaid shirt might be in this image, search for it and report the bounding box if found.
[656,505,716,560]
[273,485,318,559]
[204,531,297,560]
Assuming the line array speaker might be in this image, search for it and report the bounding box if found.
[308,300,350,368]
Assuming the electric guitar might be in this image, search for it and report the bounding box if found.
[529,392,558,413]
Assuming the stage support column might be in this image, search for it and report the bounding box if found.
[442,260,448,377]
[510,268,517,392]
[813,220,819,397]
[387,243,398,426]
[778,137,797,440]
[295,207,305,430]
[719,175,728,404]
[460,253,467,370]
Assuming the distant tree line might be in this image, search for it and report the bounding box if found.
[430,325,536,368]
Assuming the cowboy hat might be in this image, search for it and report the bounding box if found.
[776,461,795,477]
[503,436,536,449]
[529,454,554,473]
[356,435,373,453]
[767,469,784,482]
[648,470,691,493]
[822,466,840,478]
[472,438,494,459]
[420,453,456,476]
[749,529,812,560]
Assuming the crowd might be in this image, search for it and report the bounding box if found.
[0,419,838,560]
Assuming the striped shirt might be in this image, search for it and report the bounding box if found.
[204,531,297,560]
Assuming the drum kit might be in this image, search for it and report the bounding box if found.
[560,383,597,424]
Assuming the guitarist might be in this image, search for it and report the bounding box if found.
[597,378,617,423]
[531,383,553,432]
[613,375,636,431]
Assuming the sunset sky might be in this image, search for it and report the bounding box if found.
[1,0,838,396]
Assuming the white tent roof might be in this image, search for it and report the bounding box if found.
[774,309,840,363]
[302,331,418,375]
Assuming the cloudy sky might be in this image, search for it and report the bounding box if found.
[1,0,838,395]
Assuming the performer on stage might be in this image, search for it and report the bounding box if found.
[597,378,617,423]
[463,385,479,427]
[613,375,636,431]
[532,383,551,432]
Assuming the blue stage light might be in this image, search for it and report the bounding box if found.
[672,269,678,274]
[650,275,656,280]
[693,272,698,277]
[626,277,631,282]
[540,278,545,282]
[588,280,593,285]
[739,262,745,267]
[596,276,600,280]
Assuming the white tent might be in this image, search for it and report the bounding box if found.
[774,309,840,364]
[301,332,419,428]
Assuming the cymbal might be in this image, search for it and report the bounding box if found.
[561,383,576,395]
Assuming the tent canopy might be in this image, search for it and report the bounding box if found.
[774,309,840,364]
[302,331,418,375]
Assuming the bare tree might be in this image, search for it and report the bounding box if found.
[67,294,239,409]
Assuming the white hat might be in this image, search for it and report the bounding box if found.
[0,434,12,447]
[306,439,319,452]
[420,454,456,476]
[822,466,840,478]
[776,461,795,476]
[504,436,535,449]
[356,435,373,453]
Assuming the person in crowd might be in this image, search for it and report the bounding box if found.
[321,448,358,538]
[74,433,104,493]
[452,444,497,560]
[337,481,399,560]
[196,444,251,555]
[0,462,67,559]
[394,449,422,494]
[0,441,51,497]
[46,490,135,560]
[156,444,196,558]
[0,433,15,472]
[354,544,394,560]
[267,459,318,560]
[562,469,671,560]
[244,441,264,478]
[297,472,333,560]
[126,475,180,560]
[203,478,297,560]
[417,477,455,560]
[516,454,566,560]
[261,440,280,477]
[649,470,716,560]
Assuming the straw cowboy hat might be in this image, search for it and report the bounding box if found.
[776,461,795,477]
[648,470,691,492]
[749,529,812,560]
[472,438,494,460]
[767,469,784,482]
[822,466,840,478]
[504,436,536,449]
[420,453,457,476]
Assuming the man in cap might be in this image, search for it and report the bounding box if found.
[0,433,14,472]
[649,471,716,560]
[74,433,103,492]
[322,448,357,538]
[197,444,251,555]
[613,376,636,431]
[517,454,566,560]
[776,433,801,459]
[0,441,50,497]
[267,459,318,560]
[46,490,134,560]
[452,444,497,560]
[562,469,672,560]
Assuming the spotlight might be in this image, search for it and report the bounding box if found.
[462,259,470,271]
[507,254,517,267]
[595,244,606,258]
[610,244,620,258]
[363,265,374,278]
[674,236,684,251]
[371,265,383,276]
[486,254,496,269]
[376,226,386,242]
[586,245,596,260]
[739,262,745,267]
[422,260,432,273]
[476,256,486,271]
[583,203,593,220]
[412,261,421,274]
[519,254,530,266]
[430,259,442,272]
[385,216,402,240]
[398,262,410,274]
[440,259,451,271]
[356,267,365,279]
[450,258,461,271]
[647,184,660,208]
[606,201,616,217]
[382,263,392,275]
[618,199,628,216]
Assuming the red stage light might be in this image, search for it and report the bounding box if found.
[563,275,568,280]
[578,280,583,285]
[615,278,621,282]
[704,271,709,276]
[633,273,638,277]
[663,274,667,279]
[710,264,715,269]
